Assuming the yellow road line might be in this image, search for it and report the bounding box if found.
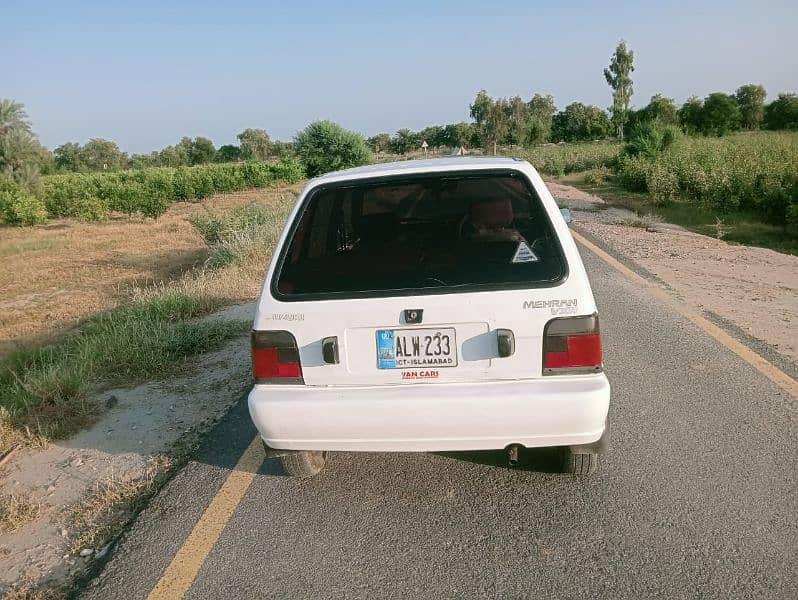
[571,229,798,400]
[147,436,264,600]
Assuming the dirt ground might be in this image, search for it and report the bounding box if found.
[549,182,798,366]
[0,183,301,356]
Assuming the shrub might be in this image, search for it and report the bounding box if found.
[0,182,48,225]
[70,193,110,221]
[27,159,303,226]
[268,158,305,182]
[294,120,372,177]
[583,166,612,185]
[646,164,680,204]
[615,154,653,192]
[623,122,682,159]
[190,169,214,200]
[240,162,272,187]
[172,167,195,200]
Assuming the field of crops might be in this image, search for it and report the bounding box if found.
[615,131,798,225]
[0,159,305,225]
[508,141,621,176]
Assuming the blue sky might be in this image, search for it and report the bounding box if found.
[3,0,797,153]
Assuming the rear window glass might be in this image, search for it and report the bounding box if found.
[273,171,566,298]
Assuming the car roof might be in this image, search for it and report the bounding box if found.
[310,156,530,185]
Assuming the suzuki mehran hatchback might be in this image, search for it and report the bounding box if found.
[248,157,610,477]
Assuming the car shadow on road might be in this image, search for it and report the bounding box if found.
[433,447,564,474]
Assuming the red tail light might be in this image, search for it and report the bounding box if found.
[252,330,304,384]
[543,314,602,375]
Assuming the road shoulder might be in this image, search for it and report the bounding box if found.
[551,181,798,376]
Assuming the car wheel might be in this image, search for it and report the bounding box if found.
[562,450,599,475]
[279,450,327,478]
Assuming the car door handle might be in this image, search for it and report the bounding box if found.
[496,329,515,358]
[322,336,339,364]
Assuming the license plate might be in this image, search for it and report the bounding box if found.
[376,328,457,369]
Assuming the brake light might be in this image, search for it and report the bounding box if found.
[251,330,304,383]
[543,314,602,375]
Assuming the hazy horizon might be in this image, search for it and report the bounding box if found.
[4,0,797,153]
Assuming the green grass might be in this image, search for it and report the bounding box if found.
[0,292,248,446]
[560,173,798,255]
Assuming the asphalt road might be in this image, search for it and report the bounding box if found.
[81,244,797,599]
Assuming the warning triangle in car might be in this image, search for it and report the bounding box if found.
[511,241,539,263]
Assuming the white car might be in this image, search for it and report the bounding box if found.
[248,157,610,477]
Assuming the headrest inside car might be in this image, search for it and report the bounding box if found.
[471,198,513,228]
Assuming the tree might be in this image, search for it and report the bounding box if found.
[54,142,83,171]
[678,96,704,134]
[237,128,271,161]
[78,138,128,171]
[469,90,493,149]
[0,99,32,137]
[293,120,372,177]
[442,122,473,148]
[158,143,190,167]
[643,94,678,125]
[701,93,741,135]
[390,128,420,154]
[503,96,528,146]
[215,144,241,162]
[469,91,510,153]
[0,129,48,182]
[367,133,391,153]
[419,125,446,148]
[735,84,767,130]
[604,40,635,139]
[188,136,216,165]
[626,94,678,136]
[0,99,51,184]
[129,152,160,169]
[764,93,798,130]
[270,140,294,159]
[526,94,556,144]
[551,103,611,142]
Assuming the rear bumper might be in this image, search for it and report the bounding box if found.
[248,374,610,452]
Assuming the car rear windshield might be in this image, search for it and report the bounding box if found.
[273,170,567,299]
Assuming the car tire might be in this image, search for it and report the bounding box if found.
[278,450,327,478]
[562,450,599,476]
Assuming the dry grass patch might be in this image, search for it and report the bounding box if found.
[621,212,665,231]
[58,455,173,555]
[0,492,41,534]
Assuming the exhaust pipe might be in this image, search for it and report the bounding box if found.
[506,444,522,467]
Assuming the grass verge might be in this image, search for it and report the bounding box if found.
[0,293,247,450]
[557,173,798,255]
[0,189,296,454]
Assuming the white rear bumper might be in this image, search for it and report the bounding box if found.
[248,374,610,452]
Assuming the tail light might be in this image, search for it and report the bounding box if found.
[542,314,602,375]
[251,330,304,384]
